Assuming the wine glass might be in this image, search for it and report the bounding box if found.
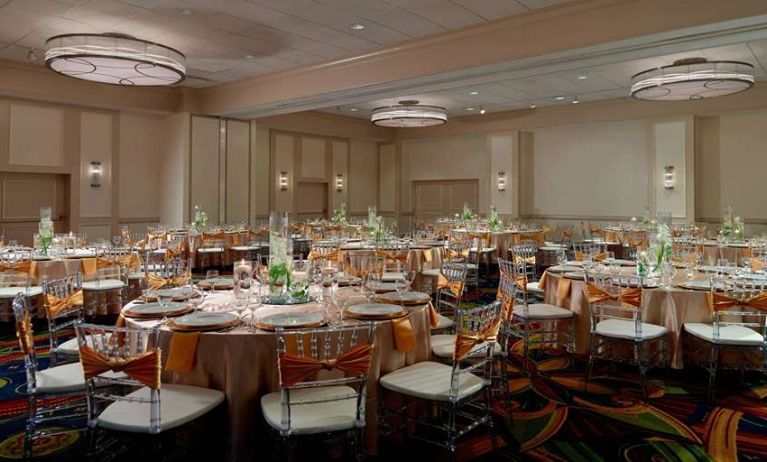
[205,269,219,291]
[362,271,379,303]
[156,289,174,324]
[188,282,205,313]
[555,248,568,267]
[112,235,122,248]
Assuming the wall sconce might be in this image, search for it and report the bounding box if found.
[335,173,344,192]
[663,166,675,190]
[89,161,102,188]
[279,171,288,191]
[497,171,507,191]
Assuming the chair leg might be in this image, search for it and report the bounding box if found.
[636,342,649,402]
[447,402,457,462]
[707,344,719,403]
[24,394,37,459]
[585,336,598,392]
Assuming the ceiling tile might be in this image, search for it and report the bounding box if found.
[449,0,529,20]
[399,0,484,30]
[517,0,570,9]
[7,0,74,15]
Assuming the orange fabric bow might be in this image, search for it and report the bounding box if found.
[454,318,502,361]
[79,345,161,390]
[749,258,766,272]
[80,257,121,277]
[516,232,545,245]
[513,255,536,265]
[575,251,609,262]
[147,274,189,290]
[584,282,642,308]
[308,250,339,261]
[437,274,464,297]
[0,260,35,276]
[278,342,372,387]
[44,290,84,318]
[706,292,767,313]
[427,301,440,328]
[375,250,408,263]
[202,232,226,243]
[16,309,34,355]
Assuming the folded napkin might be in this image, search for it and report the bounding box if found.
[750,258,766,272]
[556,278,572,300]
[538,271,548,292]
[427,301,439,328]
[165,332,200,373]
[392,315,417,353]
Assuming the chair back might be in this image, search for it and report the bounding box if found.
[583,270,644,340]
[375,242,410,273]
[143,252,188,289]
[12,293,40,392]
[707,280,767,342]
[509,243,537,280]
[275,323,374,436]
[436,262,467,317]
[0,258,32,289]
[42,273,84,365]
[448,301,502,399]
[75,322,163,433]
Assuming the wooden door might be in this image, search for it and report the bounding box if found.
[412,179,478,223]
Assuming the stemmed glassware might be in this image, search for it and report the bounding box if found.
[205,270,219,290]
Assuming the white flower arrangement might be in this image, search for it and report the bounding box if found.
[461,203,473,221]
[488,205,502,232]
[332,202,347,224]
[191,205,208,233]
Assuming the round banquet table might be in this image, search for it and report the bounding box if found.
[541,268,752,369]
[450,229,545,257]
[122,286,432,461]
[339,241,444,289]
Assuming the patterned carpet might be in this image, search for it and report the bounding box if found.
[1,281,767,460]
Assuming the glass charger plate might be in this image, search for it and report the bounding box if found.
[376,291,431,305]
[168,311,239,331]
[124,301,191,318]
[256,312,326,331]
[345,303,407,320]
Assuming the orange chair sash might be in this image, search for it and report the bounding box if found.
[147,274,189,290]
[308,250,339,261]
[44,290,84,318]
[79,345,161,390]
[278,342,372,387]
[427,301,439,328]
[749,258,766,272]
[375,250,408,263]
[0,260,35,276]
[584,283,641,308]
[575,251,609,262]
[201,232,226,242]
[513,255,536,265]
[437,274,464,297]
[454,317,502,361]
[16,309,34,355]
[706,292,767,313]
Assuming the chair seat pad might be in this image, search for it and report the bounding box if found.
[382,272,405,281]
[260,385,359,435]
[684,322,764,346]
[430,334,501,358]
[420,268,441,278]
[231,245,260,251]
[380,361,486,402]
[470,247,496,253]
[98,384,225,433]
[35,362,86,393]
[464,263,478,270]
[596,319,667,341]
[526,281,544,293]
[430,313,454,331]
[82,279,126,291]
[197,247,224,253]
[512,303,574,320]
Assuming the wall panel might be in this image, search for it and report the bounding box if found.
[226,120,250,223]
[190,116,220,224]
[379,144,396,212]
[9,103,63,168]
[349,140,377,214]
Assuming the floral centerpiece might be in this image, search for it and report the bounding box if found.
[191,205,208,234]
[641,206,651,228]
[38,207,54,256]
[268,212,291,297]
[331,202,347,224]
[488,205,503,232]
[461,203,473,221]
[649,223,672,277]
[720,205,733,241]
[733,216,745,242]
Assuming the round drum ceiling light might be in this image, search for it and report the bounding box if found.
[630,57,754,101]
[45,33,186,86]
[371,100,447,127]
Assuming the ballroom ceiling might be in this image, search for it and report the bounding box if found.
[316,40,767,117]
[0,0,571,87]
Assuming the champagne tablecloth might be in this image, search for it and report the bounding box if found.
[123,287,432,460]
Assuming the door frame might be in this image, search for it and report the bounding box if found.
[411,179,479,224]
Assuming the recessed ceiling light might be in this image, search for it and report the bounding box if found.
[572,97,579,104]
[577,75,588,80]
[479,107,486,115]
[555,96,565,101]
[469,91,479,95]
[349,107,359,112]
[529,102,536,109]
[179,7,193,16]
[466,107,475,111]
[349,23,365,30]
[245,54,254,59]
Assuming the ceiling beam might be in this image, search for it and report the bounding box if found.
[197,0,767,118]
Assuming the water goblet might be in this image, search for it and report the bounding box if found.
[205,269,220,291]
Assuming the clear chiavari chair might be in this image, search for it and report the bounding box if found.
[144,254,188,290]
[583,270,668,401]
[374,241,410,280]
[74,322,225,453]
[430,261,468,333]
[683,278,767,401]
[261,323,374,459]
[42,273,85,367]
[499,258,574,363]
[448,238,479,288]
[12,293,87,459]
[380,301,501,462]
[509,242,543,300]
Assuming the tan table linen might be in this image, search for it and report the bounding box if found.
[123,287,431,461]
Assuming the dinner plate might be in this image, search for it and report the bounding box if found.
[198,278,234,290]
[369,281,408,293]
[563,271,585,280]
[124,301,191,318]
[547,265,580,273]
[145,287,195,301]
[565,261,585,267]
[376,291,431,305]
[345,303,406,320]
[335,275,362,286]
[257,312,325,330]
[168,311,239,331]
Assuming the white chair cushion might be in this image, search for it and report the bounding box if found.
[464,263,478,270]
[35,362,86,393]
[197,247,224,253]
[382,272,406,281]
[470,247,496,253]
[684,322,764,346]
[82,279,126,291]
[596,318,667,341]
[260,385,359,435]
[430,334,501,358]
[526,281,544,293]
[420,268,441,278]
[97,384,225,433]
[512,303,574,320]
[379,361,486,402]
[430,313,454,331]
[231,245,260,251]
